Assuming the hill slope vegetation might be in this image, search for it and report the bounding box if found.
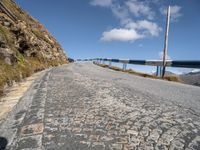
[0,0,68,95]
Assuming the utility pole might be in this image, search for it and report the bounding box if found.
[162,6,171,78]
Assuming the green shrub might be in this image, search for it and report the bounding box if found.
[16,52,25,64]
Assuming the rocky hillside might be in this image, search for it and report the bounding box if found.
[0,0,68,95]
[180,71,200,87]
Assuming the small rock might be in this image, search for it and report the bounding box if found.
[3,21,11,27]
[0,35,6,48]
[0,48,16,65]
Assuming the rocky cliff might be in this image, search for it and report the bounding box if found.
[0,0,68,95]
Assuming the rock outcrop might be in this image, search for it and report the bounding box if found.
[0,0,68,95]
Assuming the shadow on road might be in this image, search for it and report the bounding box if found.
[0,137,7,150]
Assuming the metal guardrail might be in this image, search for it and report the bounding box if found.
[77,58,200,69]
[77,58,200,77]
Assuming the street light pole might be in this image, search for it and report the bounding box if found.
[162,6,171,78]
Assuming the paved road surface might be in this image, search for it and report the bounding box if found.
[0,62,200,150]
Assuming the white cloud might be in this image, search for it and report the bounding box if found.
[126,20,162,36]
[111,4,130,25]
[125,0,155,20]
[159,51,171,60]
[101,19,162,42]
[101,28,143,42]
[160,5,182,21]
[90,0,180,42]
[90,0,113,7]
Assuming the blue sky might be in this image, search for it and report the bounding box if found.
[16,0,200,74]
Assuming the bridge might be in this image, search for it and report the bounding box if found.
[0,62,200,149]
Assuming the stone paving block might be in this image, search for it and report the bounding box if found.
[89,134,100,142]
[20,123,44,137]
[16,134,42,150]
[1,64,200,150]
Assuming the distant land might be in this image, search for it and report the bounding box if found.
[180,71,200,87]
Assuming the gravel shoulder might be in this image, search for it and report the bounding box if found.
[0,69,49,123]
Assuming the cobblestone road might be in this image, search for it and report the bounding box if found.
[0,62,200,150]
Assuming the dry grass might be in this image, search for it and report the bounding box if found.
[2,0,30,23]
[31,29,51,44]
[0,0,68,97]
[0,61,22,96]
[0,54,67,97]
[0,24,16,50]
[94,62,181,82]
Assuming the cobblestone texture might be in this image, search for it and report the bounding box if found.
[0,63,200,150]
